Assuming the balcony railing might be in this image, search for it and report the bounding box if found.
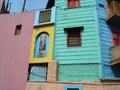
[110,43,120,65]
[106,0,120,25]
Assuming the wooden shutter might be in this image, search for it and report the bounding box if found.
[67,30,81,47]
[74,0,79,7]
[68,0,73,8]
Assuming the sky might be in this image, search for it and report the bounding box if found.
[5,0,48,13]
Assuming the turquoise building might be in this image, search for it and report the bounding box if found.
[1,0,120,90]
[53,0,120,81]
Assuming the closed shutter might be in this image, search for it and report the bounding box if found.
[67,30,81,46]
[68,0,73,8]
[74,0,79,7]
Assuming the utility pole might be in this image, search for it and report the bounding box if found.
[22,0,26,12]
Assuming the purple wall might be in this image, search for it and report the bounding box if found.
[0,12,35,90]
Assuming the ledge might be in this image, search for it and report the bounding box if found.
[33,22,54,27]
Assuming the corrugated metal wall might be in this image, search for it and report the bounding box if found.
[54,0,102,81]
[96,0,116,78]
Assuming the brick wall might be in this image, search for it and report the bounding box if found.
[26,81,120,90]
[47,62,58,81]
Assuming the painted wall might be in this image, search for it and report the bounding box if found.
[29,7,55,63]
[0,12,35,90]
[29,24,54,63]
[34,7,56,26]
[96,0,119,78]
[54,0,102,81]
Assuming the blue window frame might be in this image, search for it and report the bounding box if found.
[34,32,50,58]
[64,85,82,90]
[28,63,48,81]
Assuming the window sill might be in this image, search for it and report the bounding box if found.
[33,22,54,27]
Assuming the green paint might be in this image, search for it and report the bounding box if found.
[54,0,102,81]
[58,64,100,81]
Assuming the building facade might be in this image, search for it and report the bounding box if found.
[0,12,35,90]
[0,0,120,90]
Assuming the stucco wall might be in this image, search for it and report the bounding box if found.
[0,12,35,90]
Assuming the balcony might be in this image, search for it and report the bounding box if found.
[106,0,120,25]
[34,7,56,26]
[110,43,120,65]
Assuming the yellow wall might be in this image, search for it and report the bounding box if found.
[29,24,54,63]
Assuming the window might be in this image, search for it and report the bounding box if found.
[39,10,51,23]
[28,63,48,81]
[68,89,79,90]
[64,85,82,90]
[14,25,22,35]
[34,32,50,58]
[68,0,80,8]
[112,31,120,45]
[64,27,83,47]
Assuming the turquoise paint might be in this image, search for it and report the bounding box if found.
[54,0,102,81]
[58,64,100,81]
[34,7,56,26]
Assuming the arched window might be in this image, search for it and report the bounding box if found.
[34,32,50,58]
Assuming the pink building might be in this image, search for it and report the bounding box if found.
[0,12,35,90]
